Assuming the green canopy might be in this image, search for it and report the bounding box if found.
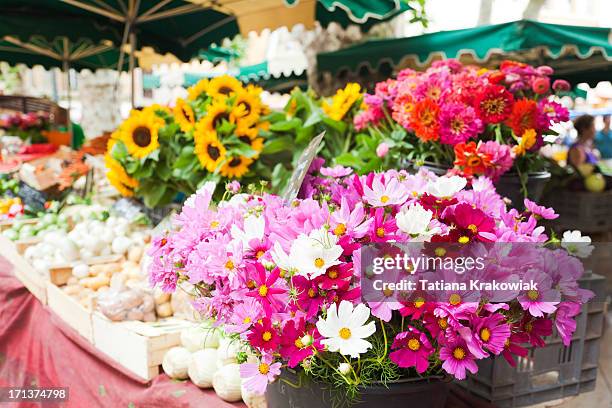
[200,45,241,64]
[317,20,612,86]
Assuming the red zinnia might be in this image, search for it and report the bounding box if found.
[409,98,440,142]
[453,142,491,177]
[473,85,514,124]
[506,98,539,136]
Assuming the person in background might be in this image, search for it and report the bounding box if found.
[594,114,611,159]
[568,114,599,169]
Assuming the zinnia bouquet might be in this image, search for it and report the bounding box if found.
[105,75,285,207]
[0,111,50,143]
[352,59,570,193]
[149,166,593,405]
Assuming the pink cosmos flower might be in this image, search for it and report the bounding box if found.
[279,318,321,367]
[225,298,263,334]
[320,165,353,178]
[240,354,282,395]
[330,197,372,239]
[292,275,326,319]
[524,198,558,220]
[555,302,582,346]
[369,207,400,242]
[226,180,241,193]
[440,338,478,380]
[363,174,409,207]
[245,263,287,316]
[315,262,353,290]
[390,327,434,373]
[438,102,483,145]
[461,314,511,358]
[501,332,529,367]
[521,316,553,347]
[517,271,560,317]
[247,318,280,351]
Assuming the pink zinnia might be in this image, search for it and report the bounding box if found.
[478,141,513,181]
[240,354,281,395]
[389,327,434,373]
[438,103,483,145]
[440,338,478,380]
[537,99,569,125]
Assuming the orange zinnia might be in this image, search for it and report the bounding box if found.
[506,99,538,137]
[409,98,440,142]
[454,141,492,177]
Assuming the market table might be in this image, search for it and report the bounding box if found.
[0,255,243,408]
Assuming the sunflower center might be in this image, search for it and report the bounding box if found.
[258,362,270,375]
[262,331,272,342]
[333,223,347,236]
[238,136,251,145]
[380,195,390,203]
[225,260,235,270]
[467,224,478,233]
[314,257,325,268]
[239,101,252,115]
[206,144,221,160]
[339,327,352,340]
[438,318,448,329]
[258,285,268,297]
[133,126,152,147]
[182,107,193,122]
[453,347,466,360]
[482,97,505,115]
[294,338,304,348]
[449,293,462,305]
[527,290,539,301]
[376,227,385,238]
[213,111,230,128]
[219,86,233,95]
[327,269,338,279]
[480,328,491,342]
[229,157,242,168]
[407,338,421,351]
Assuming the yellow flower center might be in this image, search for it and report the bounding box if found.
[434,247,446,257]
[225,260,235,270]
[210,220,220,228]
[449,294,462,306]
[383,288,394,297]
[527,290,539,301]
[408,338,421,351]
[279,269,286,278]
[314,257,325,268]
[308,288,316,298]
[467,224,478,233]
[466,156,482,168]
[262,331,272,342]
[327,269,338,279]
[480,328,491,342]
[333,223,347,236]
[380,195,390,203]
[376,227,385,238]
[294,338,304,348]
[258,363,270,375]
[504,338,511,348]
[256,250,265,259]
[525,322,533,332]
[438,318,448,329]
[243,317,252,324]
[458,236,470,244]
[258,285,268,297]
[453,347,466,360]
[339,327,352,340]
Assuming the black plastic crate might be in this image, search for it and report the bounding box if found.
[458,273,607,408]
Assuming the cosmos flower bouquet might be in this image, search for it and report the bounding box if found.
[352,59,570,192]
[149,166,593,404]
[105,75,283,207]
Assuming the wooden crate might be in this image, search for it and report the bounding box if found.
[46,281,94,342]
[48,254,124,285]
[14,237,41,254]
[92,313,192,381]
[0,234,47,303]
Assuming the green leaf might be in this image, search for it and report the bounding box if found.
[303,110,323,128]
[142,184,167,208]
[322,117,347,134]
[125,160,139,174]
[262,136,293,155]
[111,141,128,161]
[269,118,302,132]
[334,153,364,168]
[173,146,195,169]
[295,125,315,145]
[157,162,171,181]
[159,123,179,141]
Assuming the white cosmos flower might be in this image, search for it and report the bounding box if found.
[184,181,216,208]
[395,203,433,235]
[231,214,265,248]
[561,230,594,258]
[290,228,343,279]
[363,175,409,207]
[316,301,376,358]
[270,241,293,271]
[426,176,467,198]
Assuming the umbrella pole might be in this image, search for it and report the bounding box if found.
[62,37,73,147]
[129,32,136,108]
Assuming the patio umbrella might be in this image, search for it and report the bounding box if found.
[317,20,612,87]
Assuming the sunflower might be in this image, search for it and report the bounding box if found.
[322,82,362,121]
[236,126,263,158]
[174,98,195,132]
[141,104,171,116]
[107,130,120,153]
[220,155,252,179]
[194,127,227,172]
[120,112,163,159]
[187,78,210,101]
[230,89,262,125]
[199,100,233,133]
[104,154,138,196]
[208,75,243,99]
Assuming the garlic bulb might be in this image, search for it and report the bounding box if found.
[188,349,218,388]
[72,263,89,279]
[213,363,242,402]
[181,326,219,352]
[161,347,191,380]
[241,382,267,408]
[216,337,242,368]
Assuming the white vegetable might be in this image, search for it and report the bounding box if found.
[79,248,94,260]
[111,236,131,255]
[73,263,89,279]
[162,347,191,380]
[24,246,37,260]
[32,259,50,273]
[241,383,267,408]
[58,239,79,262]
[188,349,218,388]
[181,326,220,352]
[216,337,242,368]
[213,363,242,402]
[100,227,115,244]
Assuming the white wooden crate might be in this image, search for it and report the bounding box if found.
[46,281,94,342]
[0,234,47,303]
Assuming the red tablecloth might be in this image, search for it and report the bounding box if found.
[0,256,243,408]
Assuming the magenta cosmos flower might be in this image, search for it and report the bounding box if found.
[438,102,483,145]
[279,318,321,368]
[440,338,478,380]
[240,354,281,395]
[390,327,434,374]
[247,317,280,351]
[555,301,581,346]
[501,332,529,367]
[524,198,558,220]
[461,313,511,358]
[517,270,560,317]
[245,263,287,316]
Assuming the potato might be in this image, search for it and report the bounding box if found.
[156,302,173,318]
[63,285,80,296]
[127,246,143,263]
[66,276,79,286]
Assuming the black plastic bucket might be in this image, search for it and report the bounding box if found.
[494,171,551,207]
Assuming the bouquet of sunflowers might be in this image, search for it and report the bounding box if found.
[105,75,281,207]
